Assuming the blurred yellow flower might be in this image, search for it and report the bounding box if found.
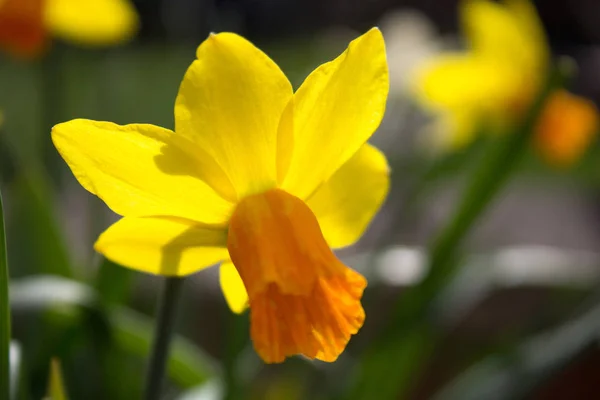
[413,0,598,166]
[52,29,390,363]
[0,0,139,57]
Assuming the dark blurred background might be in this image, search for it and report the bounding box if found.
[132,0,600,94]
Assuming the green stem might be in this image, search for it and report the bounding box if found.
[0,192,10,400]
[348,61,572,400]
[143,277,184,400]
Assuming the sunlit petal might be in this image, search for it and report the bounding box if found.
[219,260,248,314]
[307,144,389,249]
[52,119,234,224]
[280,28,388,200]
[175,32,293,198]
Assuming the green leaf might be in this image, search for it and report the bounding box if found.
[47,358,68,400]
[0,191,11,400]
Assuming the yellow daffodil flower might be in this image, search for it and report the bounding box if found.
[0,0,138,57]
[413,0,598,166]
[52,29,390,363]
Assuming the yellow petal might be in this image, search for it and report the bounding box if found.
[219,260,248,314]
[95,217,228,276]
[280,28,389,200]
[44,0,139,46]
[307,144,389,249]
[413,54,518,112]
[462,0,548,77]
[52,119,234,224]
[175,32,293,198]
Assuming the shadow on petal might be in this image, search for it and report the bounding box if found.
[154,139,238,203]
[158,220,228,276]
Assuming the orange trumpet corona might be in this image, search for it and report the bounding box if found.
[227,189,367,363]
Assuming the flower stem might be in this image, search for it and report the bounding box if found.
[143,277,184,400]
